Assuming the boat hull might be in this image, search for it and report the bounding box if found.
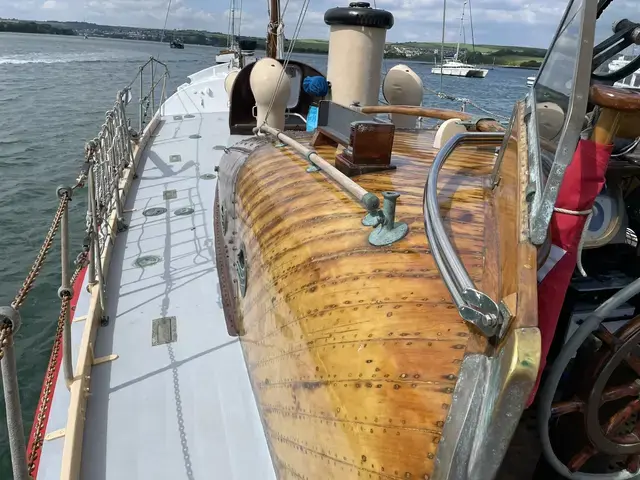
[431,67,488,78]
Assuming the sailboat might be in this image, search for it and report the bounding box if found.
[2,0,640,479]
[215,0,240,64]
[431,0,488,78]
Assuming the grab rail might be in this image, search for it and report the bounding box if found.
[424,132,505,337]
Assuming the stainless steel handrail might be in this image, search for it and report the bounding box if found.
[424,132,505,337]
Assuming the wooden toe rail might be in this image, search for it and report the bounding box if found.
[359,105,505,133]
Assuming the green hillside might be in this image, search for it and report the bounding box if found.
[0,19,545,67]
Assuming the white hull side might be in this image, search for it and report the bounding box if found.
[431,66,488,78]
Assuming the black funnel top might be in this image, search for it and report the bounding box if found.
[324,2,394,29]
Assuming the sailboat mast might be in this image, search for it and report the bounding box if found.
[266,0,280,58]
[455,0,467,61]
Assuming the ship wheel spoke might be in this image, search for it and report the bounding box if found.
[627,454,640,474]
[600,381,640,405]
[594,324,623,349]
[603,399,640,436]
[551,398,585,416]
[593,325,640,376]
[567,445,597,472]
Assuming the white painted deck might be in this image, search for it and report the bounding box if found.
[37,63,276,479]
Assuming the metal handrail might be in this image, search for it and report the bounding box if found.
[423,132,505,337]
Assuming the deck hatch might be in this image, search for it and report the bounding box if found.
[163,189,177,200]
[174,207,195,216]
[169,154,182,163]
[152,316,177,346]
[142,207,167,217]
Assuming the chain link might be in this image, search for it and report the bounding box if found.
[26,251,86,475]
[0,322,13,361]
[11,195,69,311]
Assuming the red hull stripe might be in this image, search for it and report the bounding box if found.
[26,266,88,478]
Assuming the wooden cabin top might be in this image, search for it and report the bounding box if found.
[215,121,537,479]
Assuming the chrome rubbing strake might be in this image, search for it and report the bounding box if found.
[424,132,505,338]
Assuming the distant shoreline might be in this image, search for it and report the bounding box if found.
[0,18,545,67]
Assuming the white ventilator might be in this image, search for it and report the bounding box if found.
[382,65,424,128]
[250,58,291,131]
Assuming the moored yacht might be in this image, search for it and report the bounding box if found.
[432,59,489,77]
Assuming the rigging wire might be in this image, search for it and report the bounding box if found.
[468,0,476,53]
[262,0,311,127]
[238,0,243,38]
[157,0,173,59]
[439,0,446,92]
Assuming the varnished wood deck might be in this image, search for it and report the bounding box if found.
[217,129,498,479]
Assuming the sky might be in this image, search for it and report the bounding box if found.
[0,0,638,48]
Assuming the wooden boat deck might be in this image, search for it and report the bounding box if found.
[217,128,498,479]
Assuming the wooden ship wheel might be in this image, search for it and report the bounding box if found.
[543,316,640,476]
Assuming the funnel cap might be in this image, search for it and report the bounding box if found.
[324,2,394,29]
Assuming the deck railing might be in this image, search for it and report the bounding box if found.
[0,57,167,480]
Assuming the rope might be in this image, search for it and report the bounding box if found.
[11,195,68,310]
[554,206,594,277]
[422,84,509,120]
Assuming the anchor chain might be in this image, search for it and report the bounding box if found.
[0,322,13,361]
[11,195,69,310]
[26,252,87,476]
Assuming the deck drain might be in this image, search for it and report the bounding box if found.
[213,145,226,150]
[134,255,162,268]
[174,207,195,216]
[200,173,217,180]
[169,154,182,163]
[152,316,177,346]
[189,134,201,139]
[173,115,183,120]
[184,114,195,119]
[163,189,177,200]
[142,207,167,217]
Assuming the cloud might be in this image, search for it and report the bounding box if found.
[0,0,636,48]
[41,0,67,9]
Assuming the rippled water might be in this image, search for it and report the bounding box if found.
[0,32,531,475]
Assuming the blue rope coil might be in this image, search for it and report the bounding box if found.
[303,76,329,97]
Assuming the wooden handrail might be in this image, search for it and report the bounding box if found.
[359,105,505,133]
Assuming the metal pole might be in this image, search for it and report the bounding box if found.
[57,187,74,389]
[150,59,156,114]
[88,165,106,312]
[87,233,96,287]
[139,66,143,133]
[161,74,167,116]
[0,307,28,480]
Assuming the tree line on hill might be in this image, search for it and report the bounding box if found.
[0,21,75,35]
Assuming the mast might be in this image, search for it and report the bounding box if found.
[455,0,467,61]
[266,0,280,58]
[228,0,237,49]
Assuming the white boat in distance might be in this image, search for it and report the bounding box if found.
[609,54,640,90]
[430,1,488,78]
[432,60,489,78]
